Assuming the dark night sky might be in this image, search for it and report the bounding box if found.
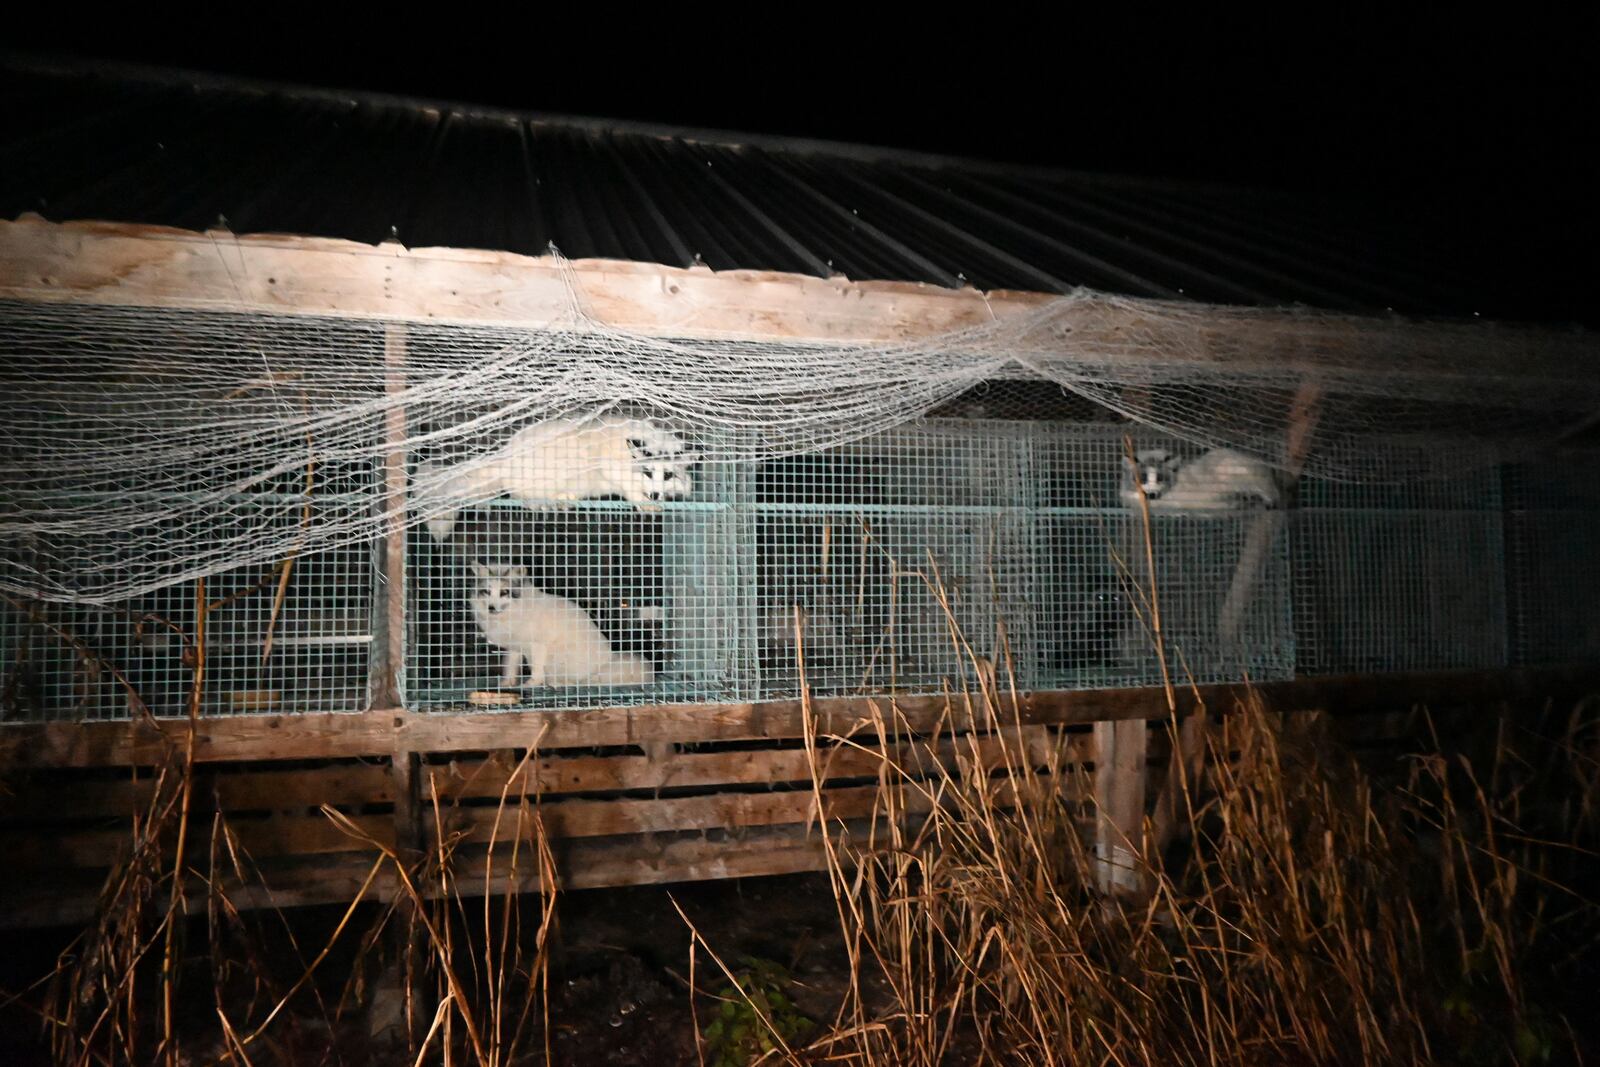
[15,14,1597,300]
[33,18,1593,194]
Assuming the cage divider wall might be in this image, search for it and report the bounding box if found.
[667,431,747,701]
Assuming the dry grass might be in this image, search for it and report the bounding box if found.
[9,728,561,1066]
[18,679,1595,1066]
[6,531,1598,1066]
[675,495,1600,1065]
[769,685,1598,1066]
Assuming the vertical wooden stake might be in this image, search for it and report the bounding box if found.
[375,323,429,1046]
[1219,382,1323,646]
[381,324,420,845]
[1147,384,1325,868]
[376,325,409,713]
[1093,717,1147,897]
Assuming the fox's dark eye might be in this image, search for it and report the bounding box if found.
[662,470,676,481]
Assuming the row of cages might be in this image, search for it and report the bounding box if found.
[3,422,1598,721]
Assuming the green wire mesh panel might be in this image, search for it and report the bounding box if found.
[1034,425,1294,689]
[1038,513,1295,688]
[753,422,1034,699]
[0,434,378,721]
[1292,451,1508,675]
[403,498,743,710]
[0,541,375,722]
[0,304,387,723]
[753,509,1034,699]
[403,418,741,711]
[1506,451,1600,666]
[397,411,1569,713]
[17,379,1599,725]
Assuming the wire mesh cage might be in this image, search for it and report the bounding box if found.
[403,412,1322,711]
[1506,451,1600,667]
[1034,424,1296,689]
[5,290,1598,726]
[403,411,737,710]
[404,498,748,709]
[0,302,384,723]
[1292,442,1508,676]
[753,422,1034,699]
[0,520,377,722]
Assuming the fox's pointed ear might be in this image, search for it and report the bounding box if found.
[470,561,489,578]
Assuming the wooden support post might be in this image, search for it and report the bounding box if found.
[376,324,409,713]
[1219,382,1323,646]
[379,325,421,854]
[376,323,427,1045]
[1093,717,1147,897]
[1146,384,1325,865]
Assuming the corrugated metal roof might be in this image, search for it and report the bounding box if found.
[0,57,1570,322]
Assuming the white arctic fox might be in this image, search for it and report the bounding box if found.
[416,415,697,542]
[468,563,655,688]
[1120,447,1283,514]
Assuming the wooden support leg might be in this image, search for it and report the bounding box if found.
[375,323,430,1048]
[1219,383,1324,648]
[1151,384,1324,865]
[1094,717,1147,897]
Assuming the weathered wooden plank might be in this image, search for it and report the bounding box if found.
[435,783,918,842]
[432,768,1082,844]
[0,811,393,869]
[6,220,1592,371]
[0,695,1519,929]
[229,812,395,860]
[3,669,1595,770]
[428,727,1083,800]
[0,762,394,820]
[0,824,838,927]
[1094,718,1148,896]
[0,709,398,768]
[0,690,1047,766]
[0,217,1050,342]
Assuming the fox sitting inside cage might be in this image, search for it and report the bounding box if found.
[410,413,688,696]
[468,561,655,688]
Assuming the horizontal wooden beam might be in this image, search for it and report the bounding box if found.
[0,822,847,928]
[432,726,1078,801]
[5,218,1591,398]
[4,668,1595,770]
[434,766,1081,845]
[0,762,394,820]
[0,216,1049,343]
[0,811,394,870]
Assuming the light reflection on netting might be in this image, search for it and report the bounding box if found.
[2,287,1598,720]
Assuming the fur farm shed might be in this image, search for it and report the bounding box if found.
[1,58,1598,926]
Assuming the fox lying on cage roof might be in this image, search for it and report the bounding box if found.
[469,562,655,688]
[415,415,699,542]
[1120,447,1283,513]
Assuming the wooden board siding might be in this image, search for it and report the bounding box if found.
[2,669,1594,928]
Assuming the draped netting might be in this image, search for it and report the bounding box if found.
[2,275,1596,603]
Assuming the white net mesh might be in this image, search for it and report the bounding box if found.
[1,280,1597,606]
